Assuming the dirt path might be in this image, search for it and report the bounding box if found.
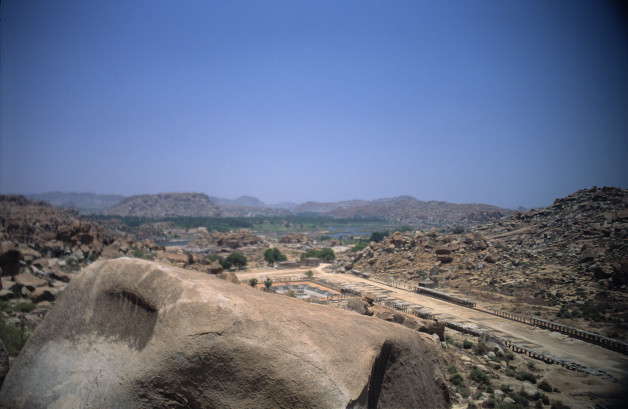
[238,266,628,382]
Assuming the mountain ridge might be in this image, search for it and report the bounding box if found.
[27,191,513,225]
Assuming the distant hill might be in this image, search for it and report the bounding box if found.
[296,196,512,226]
[105,193,222,218]
[27,192,125,213]
[28,191,511,225]
[293,200,370,214]
[209,195,266,207]
[267,201,299,210]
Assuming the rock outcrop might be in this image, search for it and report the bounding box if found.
[208,230,265,249]
[0,258,449,409]
[279,233,310,244]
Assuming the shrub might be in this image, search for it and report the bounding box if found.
[351,242,368,252]
[264,248,287,264]
[538,380,552,392]
[305,270,313,278]
[550,401,570,409]
[470,366,491,385]
[0,317,30,356]
[264,278,273,290]
[14,302,36,313]
[463,339,473,349]
[226,252,247,269]
[131,249,152,260]
[474,341,487,355]
[248,278,258,287]
[449,373,464,386]
[301,247,335,262]
[369,231,388,243]
[510,392,531,408]
[453,225,466,234]
[515,371,537,384]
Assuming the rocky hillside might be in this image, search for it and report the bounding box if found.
[346,187,628,338]
[105,192,222,218]
[209,195,266,207]
[293,199,369,213]
[26,192,125,213]
[327,196,512,225]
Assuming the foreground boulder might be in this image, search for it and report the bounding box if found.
[0,258,449,409]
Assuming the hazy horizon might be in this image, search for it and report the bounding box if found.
[1,1,626,210]
[18,187,612,210]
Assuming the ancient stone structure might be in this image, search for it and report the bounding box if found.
[0,259,449,409]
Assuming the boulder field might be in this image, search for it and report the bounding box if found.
[0,258,449,409]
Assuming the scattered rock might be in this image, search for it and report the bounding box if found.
[13,272,46,291]
[522,381,538,396]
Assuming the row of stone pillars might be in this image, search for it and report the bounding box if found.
[530,318,628,354]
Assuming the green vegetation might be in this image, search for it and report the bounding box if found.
[452,225,466,234]
[131,249,153,260]
[449,373,465,386]
[226,252,247,269]
[550,401,571,409]
[0,317,30,356]
[14,302,37,313]
[305,270,314,278]
[369,231,388,243]
[87,214,392,234]
[264,277,273,290]
[538,380,552,392]
[263,248,287,264]
[469,366,491,385]
[474,341,487,355]
[207,254,229,269]
[301,247,335,262]
[350,242,368,252]
[248,278,258,287]
[515,371,537,384]
[463,339,473,349]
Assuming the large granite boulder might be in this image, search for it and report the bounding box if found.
[0,258,449,409]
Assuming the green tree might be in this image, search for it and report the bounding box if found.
[263,248,287,265]
[264,277,273,290]
[300,248,335,262]
[301,248,319,259]
[226,252,247,269]
[249,278,258,287]
[318,247,335,262]
[369,231,388,243]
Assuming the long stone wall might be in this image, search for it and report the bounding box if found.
[530,318,628,355]
[414,287,477,307]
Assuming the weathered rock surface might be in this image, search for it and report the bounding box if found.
[208,230,265,249]
[279,233,310,244]
[0,258,449,409]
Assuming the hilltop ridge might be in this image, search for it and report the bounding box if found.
[28,191,513,226]
[105,192,222,218]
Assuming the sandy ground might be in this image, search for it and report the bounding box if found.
[239,265,628,384]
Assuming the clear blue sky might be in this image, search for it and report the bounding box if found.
[1,1,626,209]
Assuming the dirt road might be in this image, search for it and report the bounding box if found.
[238,265,628,382]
